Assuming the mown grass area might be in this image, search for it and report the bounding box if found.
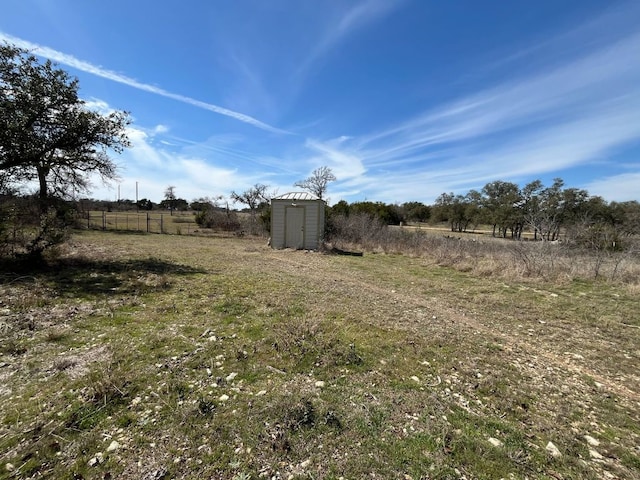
[1,231,639,479]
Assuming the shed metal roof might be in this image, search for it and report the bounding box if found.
[272,192,321,201]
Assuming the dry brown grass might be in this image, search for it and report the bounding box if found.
[329,217,640,286]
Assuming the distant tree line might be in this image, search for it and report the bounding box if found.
[326,178,640,251]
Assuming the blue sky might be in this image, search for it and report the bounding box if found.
[2,0,639,204]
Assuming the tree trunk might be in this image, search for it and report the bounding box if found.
[36,164,50,214]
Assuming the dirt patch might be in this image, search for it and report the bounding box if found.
[52,345,111,379]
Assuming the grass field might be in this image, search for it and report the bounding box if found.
[1,231,639,479]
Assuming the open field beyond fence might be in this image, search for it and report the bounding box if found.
[1,231,639,479]
[84,211,199,235]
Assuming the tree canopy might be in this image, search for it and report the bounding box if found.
[0,43,130,207]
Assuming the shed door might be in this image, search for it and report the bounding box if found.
[285,207,305,249]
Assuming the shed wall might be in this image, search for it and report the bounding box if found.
[271,201,287,248]
[271,199,324,250]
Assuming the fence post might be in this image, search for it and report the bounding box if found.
[161,214,164,234]
[87,212,90,229]
[147,212,150,233]
[102,211,106,230]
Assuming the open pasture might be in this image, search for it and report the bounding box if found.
[1,231,639,479]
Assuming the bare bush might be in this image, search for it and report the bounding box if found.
[194,209,241,232]
[326,213,388,251]
[0,197,73,261]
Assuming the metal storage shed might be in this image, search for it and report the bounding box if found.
[271,192,325,250]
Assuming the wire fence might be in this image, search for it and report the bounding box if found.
[84,211,198,235]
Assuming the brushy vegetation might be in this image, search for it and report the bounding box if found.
[1,231,639,479]
[326,212,640,284]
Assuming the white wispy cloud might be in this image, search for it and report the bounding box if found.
[303,137,366,180]
[84,110,298,202]
[584,172,640,202]
[4,3,638,205]
[0,31,286,134]
[83,98,113,114]
[322,14,640,202]
[298,0,405,76]
[93,128,269,202]
[322,0,403,49]
[360,30,640,160]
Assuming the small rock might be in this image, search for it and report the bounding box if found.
[219,394,230,402]
[488,437,503,447]
[584,435,600,447]
[410,376,420,383]
[256,390,267,396]
[546,441,561,458]
[300,459,311,468]
[315,381,326,388]
[226,372,238,382]
[589,449,604,460]
[106,440,120,452]
[5,463,15,472]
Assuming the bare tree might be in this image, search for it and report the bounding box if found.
[294,166,336,200]
[231,183,270,234]
[163,185,177,215]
